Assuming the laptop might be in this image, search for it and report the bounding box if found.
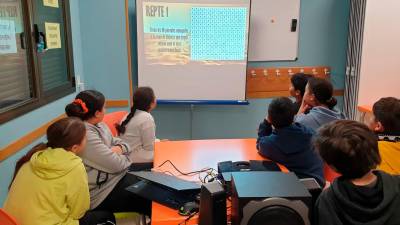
[126,171,201,209]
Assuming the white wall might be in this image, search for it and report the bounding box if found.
[358,0,400,106]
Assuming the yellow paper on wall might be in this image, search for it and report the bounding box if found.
[45,22,61,49]
[43,0,59,8]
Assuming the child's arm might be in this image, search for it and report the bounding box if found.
[256,119,273,156]
[257,119,273,137]
[67,164,90,220]
[83,126,132,173]
[139,120,156,161]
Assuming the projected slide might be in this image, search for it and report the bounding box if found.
[143,2,248,65]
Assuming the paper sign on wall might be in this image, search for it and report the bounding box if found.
[0,20,17,54]
[0,0,23,33]
[45,22,61,49]
[43,0,59,8]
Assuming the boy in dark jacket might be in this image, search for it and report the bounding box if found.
[256,97,324,187]
[314,120,400,225]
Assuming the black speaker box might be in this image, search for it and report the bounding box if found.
[199,181,227,225]
[231,172,312,225]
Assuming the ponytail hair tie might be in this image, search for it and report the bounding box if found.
[73,99,89,113]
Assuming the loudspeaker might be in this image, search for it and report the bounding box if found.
[199,182,227,225]
[231,172,312,225]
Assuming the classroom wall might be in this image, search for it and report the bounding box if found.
[79,0,131,101]
[0,0,84,205]
[358,0,400,106]
[129,0,350,140]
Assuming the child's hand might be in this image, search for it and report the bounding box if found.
[298,100,312,114]
[111,146,123,154]
[264,116,271,124]
[301,104,312,113]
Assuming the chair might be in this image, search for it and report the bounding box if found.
[0,209,19,225]
[324,163,341,183]
[103,111,129,136]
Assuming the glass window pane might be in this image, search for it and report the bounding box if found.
[35,0,70,92]
[0,0,33,113]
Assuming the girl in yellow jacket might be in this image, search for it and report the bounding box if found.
[4,117,92,225]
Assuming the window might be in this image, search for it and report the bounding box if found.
[0,0,75,124]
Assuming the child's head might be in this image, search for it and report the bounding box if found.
[289,73,313,101]
[268,97,296,128]
[314,120,381,179]
[65,90,105,122]
[132,87,156,112]
[46,117,87,153]
[116,87,156,134]
[303,77,337,110]
[369,97,400,133]
[10,117,87,188]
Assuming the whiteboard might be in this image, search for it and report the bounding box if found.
[358,0,400,106]
[136,0,250,101]
[248,0,300,61]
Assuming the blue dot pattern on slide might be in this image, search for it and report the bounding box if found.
[190,7,247,61]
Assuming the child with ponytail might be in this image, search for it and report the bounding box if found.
[117,87,157,164]
[65,90,151,223]
[295,77,345,131]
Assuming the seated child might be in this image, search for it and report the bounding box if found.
[295,77,345,131]
[4,118,91,225]
[257,97,325,187]
[117,87,157,164]
[314,120,400,225]
[368,97,400,174]
[289,73,313,112]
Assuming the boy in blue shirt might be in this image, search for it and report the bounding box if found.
[257,97,325,187]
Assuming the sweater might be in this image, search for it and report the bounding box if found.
[4,148,89,225]
[119,110,156,163]
[378,141,400,175]
[257,120,325,187]
[295,106,346,131]
[80,122,132,209]
[315,171,400,225]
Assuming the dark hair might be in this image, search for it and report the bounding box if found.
[65,90,105,121]
[116,87,155,134]
[307,77,337,110]
[373,97,400,133]
[10,117,86,189]
[314,120,381,179]
[290,73,313,97]
[268,97,296,129]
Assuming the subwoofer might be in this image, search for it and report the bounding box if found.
[231,172,312,225]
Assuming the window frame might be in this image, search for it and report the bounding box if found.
[0,0,75,124]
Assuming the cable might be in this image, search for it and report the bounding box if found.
[178,211,199,225]
[157,160,213,176]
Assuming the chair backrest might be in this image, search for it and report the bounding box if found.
[103,111,129,137]
[324,163,341,183]
[0,209,19,225]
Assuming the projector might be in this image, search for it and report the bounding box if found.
[231,172,312,225]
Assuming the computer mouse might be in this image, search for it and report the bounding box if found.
[178,201,199,216]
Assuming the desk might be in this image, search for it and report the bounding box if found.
[151,138,287,225]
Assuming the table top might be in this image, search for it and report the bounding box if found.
[358,105,372,113]
[150,138,288,225]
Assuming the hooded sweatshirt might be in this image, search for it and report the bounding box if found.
[295,106,346,131]
[4,148,90,225]
[257,120,325,187]
[315,171,400,225]
[378,141,400,175]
